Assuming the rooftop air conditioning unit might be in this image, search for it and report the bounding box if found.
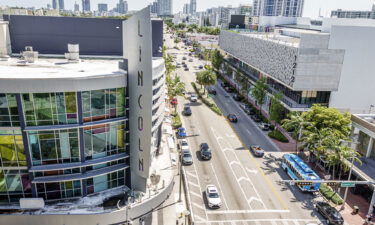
[65,43,80,62]
[22,46,38,63]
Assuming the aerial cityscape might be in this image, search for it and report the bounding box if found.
[0,0,374,225]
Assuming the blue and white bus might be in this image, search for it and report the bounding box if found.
[281,154,321,192]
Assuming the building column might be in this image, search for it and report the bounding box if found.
[76,92,87,196]
[366,137,374,158]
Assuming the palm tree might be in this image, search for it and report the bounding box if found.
[282,112,308,154]
[250,77,267,116]
[196,69,217,95]
[167,76,185,113]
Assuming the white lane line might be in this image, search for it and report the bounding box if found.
[210,162,229,210]
[238,176,250,182]
[206,209,289,214]
[230,161,241,166]
[248,196,263,204]
[186,170,198,178]
[194,214,207,222]
[210,126,253,210]
[190,190,202,198]
[194,219,320,224]
[245,167,258,174]
[188,181,200,188]
[211,127,267,209]
[192,202,206,210]
[246,129,252,136]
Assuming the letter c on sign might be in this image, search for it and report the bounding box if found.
[138,95,143,109]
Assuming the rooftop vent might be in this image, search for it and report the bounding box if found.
[21,46,38,63]
[65,44,80,62]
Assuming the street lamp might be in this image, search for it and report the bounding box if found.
[341,140,359,210]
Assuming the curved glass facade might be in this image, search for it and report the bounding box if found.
[0,87,129,204]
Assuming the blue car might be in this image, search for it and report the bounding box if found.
[177,127,187,138]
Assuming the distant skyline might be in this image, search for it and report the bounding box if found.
[0,0,374,18]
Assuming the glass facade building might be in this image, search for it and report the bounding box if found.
[0,87,130,204]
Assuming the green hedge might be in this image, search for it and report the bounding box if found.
[320,184,344,205]
[172,113,182,129]
[268,130,289,143]
[191,82,222,116]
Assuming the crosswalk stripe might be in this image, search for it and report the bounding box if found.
[271,221,278,225]
[194,214,207,222]
[189,190,202,198]
[188,181,200,188]
[192,202,205,210]
[282,220,289,225]
[254,221,261,225]
[293,221,300,225]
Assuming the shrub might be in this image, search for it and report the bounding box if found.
[172,114,182,129]
[269,124,275,131]
[268,130,289,143]
[191,82,222,115]
[320,184,344,205]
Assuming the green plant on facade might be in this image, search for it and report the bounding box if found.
[250,77,267,115]
[269,92,284,125]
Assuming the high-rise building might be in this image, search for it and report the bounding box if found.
[52,0,58,10]
[331,5,375,19]
[58,0,64,10]
[74,2,80,12]
[150,1,159,14]
[157,0,172,16]
[82,0,91,12]
[190,0,196,15]
[116,0,128,14]
[237,4,252,15]
[98,3,108,12]
[183,3,190,15]
[252,0,304,17]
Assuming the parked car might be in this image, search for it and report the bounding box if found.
[251,114,262,122]
[205,185,222,209]
[182,56,187,60]
[176,65,181,68]
[259,122,271,131]
[221,81,229,88]
[188,58,193,62]
[184,67,189,71]
[190,94,198,102]
[232,94,243,101]
[183,106,192,116]
[200,143,212,160]
[250,145,265,157]
[182,61,186,65]
[239,103,252,115]
[170,98,178,106]
[178,139,189,151]
[207,87,217,95]
[177,127,187,138]
[227,114,238,123]
[224,86,234,93]
[198,65,204,69]
[182,149,193,165]
[315,201,344,225]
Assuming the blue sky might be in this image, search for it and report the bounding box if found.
[0,0,374,18]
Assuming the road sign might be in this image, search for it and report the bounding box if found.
[341,182,355,188]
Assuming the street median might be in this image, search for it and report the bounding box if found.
[191,82,222,116]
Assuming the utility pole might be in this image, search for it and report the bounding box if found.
[178,151,183,202]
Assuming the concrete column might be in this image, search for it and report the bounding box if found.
[366,137,374,158]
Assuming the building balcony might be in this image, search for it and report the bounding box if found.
[223,58,259,83]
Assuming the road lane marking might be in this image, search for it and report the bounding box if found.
[293,221,301,225]
[192,202,205,210]
[211,127,266,210]
[238,176,250,182]
[223,118,289,210]
[210,126,253,210]
[246,129,252,136]
[194,219,319,224]
[245,167,258,174]
[282,221,290,225]
[271,221,278,225]
[194,214,207,222]
[186,170,198,178]
[230,161,241,166]
[188,181,200,188]
[190,190,202,198]
[248,196,263,204]
[210,162,229,210]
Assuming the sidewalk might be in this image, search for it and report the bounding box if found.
[302,154,369,225]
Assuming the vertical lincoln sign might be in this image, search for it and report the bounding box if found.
[123,7,153,192]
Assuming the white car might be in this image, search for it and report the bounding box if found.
[190,94,198,102]
[206,185,222,209]
[179,139,189,151]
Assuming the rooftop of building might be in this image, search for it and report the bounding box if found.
[0,56,125,79]
[352,114,375,134]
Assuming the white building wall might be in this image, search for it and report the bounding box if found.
[328,25,375,113]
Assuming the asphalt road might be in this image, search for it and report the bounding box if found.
[164,33,326,225]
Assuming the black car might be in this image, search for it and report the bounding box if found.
[184,67,189,71]
[183,106,192,116]
[207,87,217,95]
[315,201,344,225]
[251,114,262,122]
[224,86,234,93]
[200,143,212,160]
[221,81,229,88]
[232,94,243,101]
[239,103,252,115]
[198,65,203,69]
[259,122,270,131]
[227,114,238,123]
